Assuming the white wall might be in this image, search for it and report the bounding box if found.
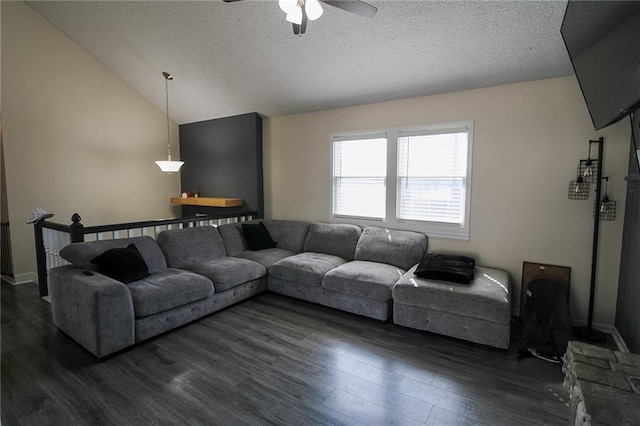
[264,77,630,328]
[2,1,181,280]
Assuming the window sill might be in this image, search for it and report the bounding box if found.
[329,216,470,241]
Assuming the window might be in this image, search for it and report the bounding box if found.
[332,137,387,219]
[397,130,468,224]
[331,122,473,240]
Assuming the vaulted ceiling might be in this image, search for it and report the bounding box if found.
[27,1,574,124]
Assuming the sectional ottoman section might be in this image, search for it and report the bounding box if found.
[49,220,512,358]
[393,265,512,350]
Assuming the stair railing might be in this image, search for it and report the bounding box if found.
[32,212,256,297]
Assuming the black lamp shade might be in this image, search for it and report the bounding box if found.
[568,179,590,200]
[578,159,599,183]
[594,197,616,221]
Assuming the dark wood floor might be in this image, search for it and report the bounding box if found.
[2,281,570,425]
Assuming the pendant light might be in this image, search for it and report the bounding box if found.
[593,177,617,221]
[155,71,184,173]
[567,175,589,200]
[577,142,599,184]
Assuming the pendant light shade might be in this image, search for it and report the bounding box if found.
[155,160,184,173]
[156,72,184,173]
[594,195,617,221]
[577,142,598,183]
[593,177,617,221]
[567,175,589,200]
[578,158,599,183]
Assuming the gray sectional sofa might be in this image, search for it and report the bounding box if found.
[49,220,512,358]
[219,221,426,321]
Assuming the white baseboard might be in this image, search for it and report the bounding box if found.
[1,275,15,285]
[10,272,38,285]
[2,272,37,285]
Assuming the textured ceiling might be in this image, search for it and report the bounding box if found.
[27,0,574,124]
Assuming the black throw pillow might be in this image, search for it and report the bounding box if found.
[242,222,277,251]
[414,253,476,284]
[90,243,150,284]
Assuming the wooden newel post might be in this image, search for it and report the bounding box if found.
[70,213,84,243]
[33,220,48,297]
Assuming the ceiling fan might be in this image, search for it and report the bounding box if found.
[223,0,378,35]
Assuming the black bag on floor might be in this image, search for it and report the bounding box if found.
[518,279,572,363]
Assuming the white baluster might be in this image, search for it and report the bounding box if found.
[44,228,53,271]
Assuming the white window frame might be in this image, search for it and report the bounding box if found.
[330,121,473,241]
[331,133,388,220]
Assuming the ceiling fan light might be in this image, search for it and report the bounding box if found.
[305,0,323,21]
[279,0,298,14]
[286,6,303,25]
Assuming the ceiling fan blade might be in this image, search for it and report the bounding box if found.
[321,0,378,18]
[222,0,244,2]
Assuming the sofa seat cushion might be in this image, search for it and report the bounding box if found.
[322,261,405,301]
[183,257,266,292]
[269,252,347,287]
[237,248,296,269]
[127,268,214,318]
[393,265,511,324]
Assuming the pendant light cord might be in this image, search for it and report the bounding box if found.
[164,72,173,160]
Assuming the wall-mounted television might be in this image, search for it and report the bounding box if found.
[561,1,640,131]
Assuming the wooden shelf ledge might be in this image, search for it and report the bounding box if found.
[171,197,243,207]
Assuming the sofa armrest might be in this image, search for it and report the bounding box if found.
[49,265,135,358]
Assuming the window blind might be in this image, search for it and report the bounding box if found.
[397,131,468,224]
[332,137,387,219]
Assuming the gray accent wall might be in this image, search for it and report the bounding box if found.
[179,112,264,218]
[616,110,640,353]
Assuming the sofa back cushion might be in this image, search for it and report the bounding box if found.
[218,220,311,256]
[263,220,310,253]
[217,221,254,256]
[157,226,226,268]
[355,226,427,270]
[303,223,361,261]
[60,236,167,274]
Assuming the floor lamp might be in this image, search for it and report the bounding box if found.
[568,137,616,343]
